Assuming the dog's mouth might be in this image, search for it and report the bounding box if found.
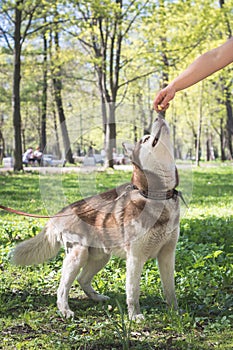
[152,125,163,147]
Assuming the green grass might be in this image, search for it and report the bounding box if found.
[0,165,232,349]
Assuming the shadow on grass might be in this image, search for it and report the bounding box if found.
[0,285,166,319]
[1,286,230,349]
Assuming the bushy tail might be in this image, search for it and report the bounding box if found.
[11,225,61,266]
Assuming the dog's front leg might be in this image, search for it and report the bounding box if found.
[157,234,178,310]
[126,253,145,320]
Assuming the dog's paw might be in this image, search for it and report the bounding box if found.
[90,293,110,302]
[58,308,74,319]
[131,313,145,322]
[64,309,74,319]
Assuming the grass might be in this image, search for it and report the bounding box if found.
[0,164,232,349]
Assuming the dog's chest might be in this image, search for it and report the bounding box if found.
[128,202,180,259]
[139,227,173,259]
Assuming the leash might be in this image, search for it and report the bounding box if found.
[0,185,188,219]
[0,204,72,219]
[176,190,189,208]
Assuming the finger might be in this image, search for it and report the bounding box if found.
[154,97,166,112]
[163,103,170,111]
[155,103,169,112]
[158,95,170,109]
[154,93,165,111]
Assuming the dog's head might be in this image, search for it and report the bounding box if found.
[123,116,178,192]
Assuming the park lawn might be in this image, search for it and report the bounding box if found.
[0,165,232,349]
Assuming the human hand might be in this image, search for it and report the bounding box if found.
[153,85,176,112]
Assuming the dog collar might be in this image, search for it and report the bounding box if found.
[132,185,188,207]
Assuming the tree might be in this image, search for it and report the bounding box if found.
[0,0,48,170]
[0,0,232,165]
[219,0,233,159]
[51,24,74,163]
[13,0,24,170]
[147,0,233,161]
[41,16,48,152]
[70,0,151,167]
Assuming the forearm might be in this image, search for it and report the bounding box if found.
[171,38,233,93]
[170,53,216,92]
[154,37,233,111]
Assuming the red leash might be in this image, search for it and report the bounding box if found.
[0,204,72,219]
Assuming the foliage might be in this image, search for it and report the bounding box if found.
[0,0,232,162]
[0,165,232,349]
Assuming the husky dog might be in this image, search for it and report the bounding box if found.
[11,116,180,320]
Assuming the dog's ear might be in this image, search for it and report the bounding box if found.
[122,142,134,158]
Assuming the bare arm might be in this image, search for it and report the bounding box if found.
[154,37,233,112]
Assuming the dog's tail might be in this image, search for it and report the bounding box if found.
[11,225,61,266]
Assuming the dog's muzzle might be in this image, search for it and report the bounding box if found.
[152,120,165,147]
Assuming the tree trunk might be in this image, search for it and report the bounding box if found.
[195,83,204,166]
[158,0,169,120]
[13,1,23,171]
[195,115,202,166]
[41,22,48,152]
[206,138,210,161]
[0,128,5,163]
[225,87,233,159]
[52,104,61,158]
[96,62,115,167]
[219,0,232,159]
[52,31,74,164]
[53,77,74,163]
[171,104,177,158]
[107,103,116,168]
[220,118,226,161]
[159,39,168,121]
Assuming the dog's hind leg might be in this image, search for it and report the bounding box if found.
[78,249,110,302]
[157,233,178,310]
[57,245,88,318]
